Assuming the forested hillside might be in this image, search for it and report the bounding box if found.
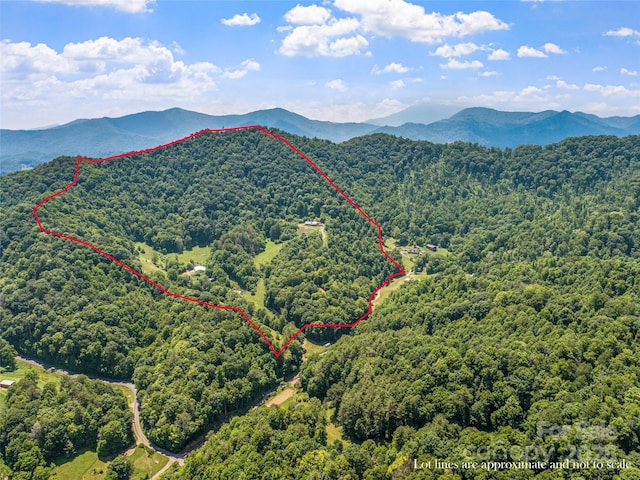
[1,131,639,478]
[0,373,132,479]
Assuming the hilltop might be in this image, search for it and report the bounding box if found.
[2,106,639,174]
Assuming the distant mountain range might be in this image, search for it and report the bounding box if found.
[2,106,639,174]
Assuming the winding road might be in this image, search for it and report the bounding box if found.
[15,356,185,477]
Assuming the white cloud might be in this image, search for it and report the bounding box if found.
[1,37,226,127]
[326,79,347,91]
[488,48,510,60]
[222,59,261,79]
[592,66,606,72]
[333,0,508,43]
[604,27,640,37]
[517,45,547,58]
[221,13,261,27]
[584,83,639,97]
[279,18,368,57]
[557,80,579,90]
[456,85,559,111]
[372,62,409,74]
[479,71,498,77]
[390,79,405,89]
[284,4,332,25]
[34,0,154,13]
[543,42,566,54]
[440,59,483,70]
[172,41,184,55]
[621,68,638,76]
[430,42,482,57]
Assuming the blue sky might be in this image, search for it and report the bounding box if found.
[1,0,639,129]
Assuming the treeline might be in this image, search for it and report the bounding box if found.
[1,131,640,468]
[0,372,132,480]
[165,134,640,478]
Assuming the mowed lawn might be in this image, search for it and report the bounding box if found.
[254,240,285,268]
[53,446,168,480]
[0,359,62,414]
[54,451,108,480]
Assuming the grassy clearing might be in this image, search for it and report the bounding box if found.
[0,360,62,411]
[325,409,345,445]
[302,338,330,358]
[176,245,211,265]
[265,387,295,407]
[135,242,213,274]
[130,446,169,480]
[254,240,285,268]
[373,277,406,307]
[135,241,163,274]
[244,278,267,310]
[53,450,107,480]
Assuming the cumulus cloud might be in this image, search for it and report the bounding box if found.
[279,1,508,57]
[488,48,510,60]
[517,45,547,58]
[557,80,579,90]
[279,18,368,57]
[333,0,508,43]
[371,62,410,74]
[221,13,261,26]
[584,83,639,96]
[621,68,638,76]
[592,66,606,72]
[604,27,640,37]
[543,42,566,54]
[284,4,332,24]
[0,37,232,127]
[430,42,482,57]
[440,59,484,70]
[326,79,347,91]
[479,71,498,77]
[222,59,260,79]
[390,79,405,89]
[34,0,154,13]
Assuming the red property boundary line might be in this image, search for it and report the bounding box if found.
[32,126,406,357]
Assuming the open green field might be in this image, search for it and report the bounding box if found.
[52,446,168,480]
[176,245,211,265]
[302,338,330,358]
[53,450,108,480]
[0,359,62,411]
[254,240,285,268]
[135,242,213,274]
[244,278,267,309]
[135,241,164,274]
[129,446,169,480]
[325,409,346,445]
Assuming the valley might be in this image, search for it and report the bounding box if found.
[1,131,639,479]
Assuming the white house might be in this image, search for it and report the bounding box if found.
[193,265,206,273]
[0,380,15,389]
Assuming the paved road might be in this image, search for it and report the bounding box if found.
[15,356,186,474]
[15,354,304,478]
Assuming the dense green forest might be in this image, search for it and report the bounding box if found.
[0,373,132,479]
[1,131,639,478]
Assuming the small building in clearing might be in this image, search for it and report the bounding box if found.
[426,244,437,252]
[193,265,206,273]
[304,221,324,227]
[0,380,15,389]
